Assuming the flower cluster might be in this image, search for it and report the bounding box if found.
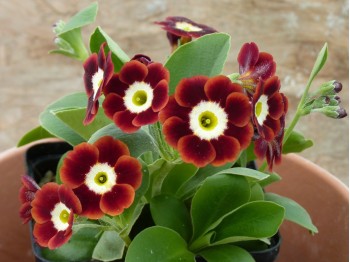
[19,4,347,261]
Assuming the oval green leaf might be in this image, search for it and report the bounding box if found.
[199,245,254,262]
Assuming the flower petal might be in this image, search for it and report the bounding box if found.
[268,92,284,120]
[58,185,82,214]
[175,76,208,108]
[97,42,107,69]
[93,136,130,166]
[31,183,60,223]
[102,93,126,119]
[162,116,192,148]
[225,122,254,149]
[73,185,103,219]
[225,93,251,127]
[83,54,98,96]
[103,74,129,96]
[115,155,142,189]
[152,79,169,112]
[211,136,240,166]
[33,221,57,248]
[19,202,32,224]
[60,143,99,189]
[113,110,139,133]
[254,138,268,160]
[178,135,216,167]
[204,75,243,107]
[251,52,276,80]
[132,108,159,127]
[144,62,169,87]
[100,184,135,216]
[263,76,280,96]
[159,96,190,123]
[120,61,148,85]
[237,42,259,75]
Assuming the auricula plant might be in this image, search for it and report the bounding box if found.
[18,2,346,262]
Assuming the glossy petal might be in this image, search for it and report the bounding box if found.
[225,93,251,127]
[19,202,32,224]
[33,221,57,248]
[268,92,284,120]
[31,183,60,223]
[48,229,72,250]
[159,96,190,123]
[263,76,280,96]
[21,175,40,192]
[204,75,243,107]
[132,108,159,127]
[58,185,82,215]
[113,110,139,133]
[162,116,192,148]
[115,155,142,189]
[94,136,130,166]
[119,61,148,85]
[103,74,129,96]
[73,185,103,219]
[83,54,98,96]
[97,42,107,69]
[251,52,276,80]
[225,122,254,149]
[264,116,281,137]
[60,143,99,188]
[254,138,268,160]
[211,136,241,166]
[144,62,170,87]
[102,93,126,119]
[238,42,259,75]
[175,76,208,108]
[100,184,135,216]
[152,80,169,112]
[178,135,216,167]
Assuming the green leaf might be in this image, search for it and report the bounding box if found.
[150,194,192,242]
[191,174,250,241]
[125,226,195,262]
[90,26,130,72]
[308,43,328,86]
[89,124,158,158]
[17,126,55,147]
[161,162,198,195]
[39,92,88,146]
[258,172,281,187]
[213,201,285,244]
[92,231,125,261]
[215,167,269,180]
[176,162,233,200]
[282,130,313,154]
[265,193,318,234]
[249,183,264,201]
[165,33,231,94]
[57,2,98,36]
[199,245,254,262]
[41,227,100,261]
[53,107,112,141]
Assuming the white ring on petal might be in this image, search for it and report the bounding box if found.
[189,101,228,140]
[175,22,202,32]
[92,68,104,99]
[255,95,269,126]
[124,81,154,113]
[51,202,70,231]
[85,163,117,195]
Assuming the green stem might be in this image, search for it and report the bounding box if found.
[151,161,175,197]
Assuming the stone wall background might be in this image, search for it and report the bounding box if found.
[0,0,348,183]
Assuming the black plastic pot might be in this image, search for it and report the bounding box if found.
[26,142,281,262]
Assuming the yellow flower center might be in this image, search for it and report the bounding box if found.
[132,90,147,106]
[59,209,70,224]
[199,111,218,130]
[175,21,202,32]
[255,101,263,117]
[94,172,108,185]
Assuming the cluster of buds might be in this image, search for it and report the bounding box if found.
[303,80,347,119]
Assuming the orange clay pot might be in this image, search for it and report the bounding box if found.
[0,142,348,262]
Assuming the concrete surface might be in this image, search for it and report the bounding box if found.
[0,0,348,184]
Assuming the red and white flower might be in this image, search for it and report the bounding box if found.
[160,75,253,167]
[60,136,142,219]
[103,60,169,133]
[31,183,81,249]
[19,175,40,224]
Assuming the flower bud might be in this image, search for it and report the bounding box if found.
[336,108,347,119]
[54,37,74,54]
[52,20,65,35]
[313,106,347,119]
[333,81,342,93]
[317,80,343,96]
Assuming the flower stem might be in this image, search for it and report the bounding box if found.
[151,160,175,197]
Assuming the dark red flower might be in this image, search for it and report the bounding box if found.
[159,75,253,167]
[60,136,142,219]
[155,16,217,50]
[31,183,81,249]
[102,60,169,133]
[237,42,276,93]
[83,42,114,125]
[19,175,40,224]
[252,76,288,141]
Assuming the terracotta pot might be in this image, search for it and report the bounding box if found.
[0,142,348,261]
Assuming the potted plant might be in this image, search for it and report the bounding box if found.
[16,2,347,261]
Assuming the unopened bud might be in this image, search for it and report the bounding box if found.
[337,108,347,119]
[52,20,65,35]
[333,81,342,93]
[54,37,74,54]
